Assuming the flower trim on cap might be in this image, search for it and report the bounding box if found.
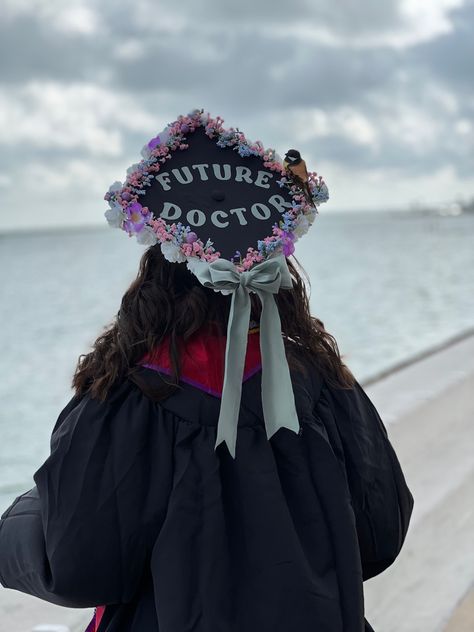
[104,108,329,272]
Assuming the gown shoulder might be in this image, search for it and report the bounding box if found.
[0,375,180,607]
[305,370,415,581]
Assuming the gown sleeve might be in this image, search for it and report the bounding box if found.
[0,378,174,608]
[311,375,415,581]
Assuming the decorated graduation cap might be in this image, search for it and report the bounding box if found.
[104,108,329,458]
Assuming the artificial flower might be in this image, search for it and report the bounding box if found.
[108,181,123,194]
[136,225,158,246]
[104,203,125,228]
[293,214,310,238]
[161,240,187,263]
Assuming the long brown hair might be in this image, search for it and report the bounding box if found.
[72,244,355,402]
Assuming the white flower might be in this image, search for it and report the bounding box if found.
[108,180,123,194]
[187,108,202,118]
[161,240,187,263]
[136,225,158,246]
[158,126,172,144]
[306,207,318,223]
[104,203,125,228]
[293,214,310,238]
[126,162,140,175]
[140,144,152,159]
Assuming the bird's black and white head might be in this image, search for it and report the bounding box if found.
[284,149,302,165]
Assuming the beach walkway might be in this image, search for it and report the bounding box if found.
[1,331,473,632]
[362,330,474,632]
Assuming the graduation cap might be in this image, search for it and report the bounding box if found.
[104,108,329,459]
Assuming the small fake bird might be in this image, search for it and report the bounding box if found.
[283,149,312,202]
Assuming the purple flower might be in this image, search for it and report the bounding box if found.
[281,230,296,256]
[186,231,198,244]
[124,218,144,234]
[148,135,161,149]
[123,202,150,234]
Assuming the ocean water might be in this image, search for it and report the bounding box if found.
[1,210,473,509]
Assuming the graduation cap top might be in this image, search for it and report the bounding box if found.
[104,108,329,459]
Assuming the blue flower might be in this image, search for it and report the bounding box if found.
[237,144,252,157]
[281,215,294,231]
[312,183,329,204]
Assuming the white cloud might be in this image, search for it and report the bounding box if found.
[3,0,102,36]
[0,0,473,232]
[318,161,474,211]
[0,173,12,188]
[0,155,132,231]
[0,81,158,155]
[53,5,100,35]
[454,119,472,135]
[267,74,468,168]
[268,107,380,151]
[113,39,147,61]
[265,0,466,49]
[124,0,468,50]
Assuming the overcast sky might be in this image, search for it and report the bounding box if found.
[1,0,473,232]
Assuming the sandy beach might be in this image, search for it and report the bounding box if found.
[1,331,473,632]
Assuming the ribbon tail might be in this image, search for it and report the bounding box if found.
[258,290,300,440]
[214,286,251,459]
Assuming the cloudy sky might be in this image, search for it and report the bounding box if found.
[1,0,473,232]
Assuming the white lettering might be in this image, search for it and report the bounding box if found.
[235,166,253,184]
[191,164,210,180]
[186,209,206,227]
[268,194,293,214]
[171,166,193,185]
[211,210,229,228]
[212,164,231,181]
[160,202,181,220]
[229,207,248,225]
[251,203,271,220]
[155,172,172,191]
[254,170,273,189]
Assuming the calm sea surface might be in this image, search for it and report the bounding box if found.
[1,211,473,508]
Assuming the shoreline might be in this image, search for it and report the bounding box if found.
[360,326,474,388]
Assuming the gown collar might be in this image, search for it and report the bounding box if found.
[139,321,262,398]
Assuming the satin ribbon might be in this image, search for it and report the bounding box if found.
[190,254,300,459]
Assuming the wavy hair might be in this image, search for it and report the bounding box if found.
[72,244,355,401]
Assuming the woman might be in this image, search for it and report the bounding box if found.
[0,246,413,632]
[0,109,414,631]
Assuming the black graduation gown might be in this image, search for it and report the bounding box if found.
[0,359,414,632]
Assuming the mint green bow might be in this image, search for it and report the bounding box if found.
[190,254,300,459]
